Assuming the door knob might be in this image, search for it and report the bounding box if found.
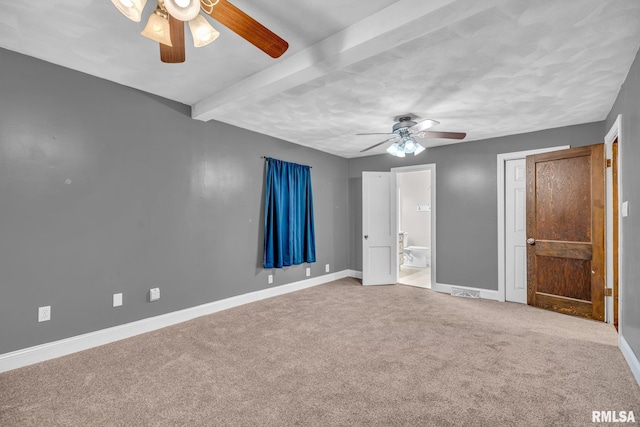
[526,238,535,245]
[364,235,369,239]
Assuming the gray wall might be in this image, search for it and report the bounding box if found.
[348,122,605,289]
[0,48,349,355]
[606,47,640,358]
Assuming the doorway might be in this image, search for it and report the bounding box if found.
[498,138,619,324]
[394,165,435,289]
[604,115,622,328]
[497,146,569,303]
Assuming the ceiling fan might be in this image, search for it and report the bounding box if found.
[111,0,289,63]
[358,115,466,157]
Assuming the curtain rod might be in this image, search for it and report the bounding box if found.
[261,156,312,168]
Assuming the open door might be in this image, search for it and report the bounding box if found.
[526,144,605,320]
[362,171,397,286]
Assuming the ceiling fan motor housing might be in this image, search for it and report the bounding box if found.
[392,117,417,133]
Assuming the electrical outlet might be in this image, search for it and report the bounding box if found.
[268,274,273,284]
[38,306,51,322]
[150,288,160,302]
[325,264,330,273]
[306,267,311,277]
[113,293,123,307]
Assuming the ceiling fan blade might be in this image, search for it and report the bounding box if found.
[208,0,289,58]
[160,15,186,64]
[356,132,396,136]
[409,119,440,132]
[419,131,467,140]
[360,138,395,152]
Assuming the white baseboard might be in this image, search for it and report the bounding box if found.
[0,270,354,374]
[432,282,501,301]
[620,333,640,388]
[348,271,499,300]
[347,269,363,279]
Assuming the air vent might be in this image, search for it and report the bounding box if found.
[451,288,480,299]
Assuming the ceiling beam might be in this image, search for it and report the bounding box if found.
[191,0,480,122]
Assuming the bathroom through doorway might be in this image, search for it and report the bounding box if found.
[394,164,434,289]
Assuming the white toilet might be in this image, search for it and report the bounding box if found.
[402,232,430,268]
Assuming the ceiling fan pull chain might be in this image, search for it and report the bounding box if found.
[200,0,219,15]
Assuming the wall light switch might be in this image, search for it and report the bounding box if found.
[622,201,629,217]
[113,293,123,307]
[306,267,311,277]
[268,274,273,284]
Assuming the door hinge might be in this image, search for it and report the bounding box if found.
[606,159,612,168]
[605,288,613,297]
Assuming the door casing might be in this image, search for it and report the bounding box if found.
[605,115,622,328]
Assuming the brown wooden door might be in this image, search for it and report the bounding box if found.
[526,144,605,321]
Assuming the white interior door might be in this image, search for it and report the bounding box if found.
[505,159,527,303]
[362,171,397,286]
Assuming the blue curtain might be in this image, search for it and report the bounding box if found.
[264,158,316,268]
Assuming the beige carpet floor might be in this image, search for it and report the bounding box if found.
[1,277,639,426]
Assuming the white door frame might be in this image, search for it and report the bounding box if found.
[497,146,569,303]
[604,114,622,328]
[391,164,436,287]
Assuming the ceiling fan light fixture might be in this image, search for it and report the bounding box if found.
[164,0,201,21]
[384,138,425,157]
[403,137,417,154]
[386,143,399,156]
[111,0,147,22]
[387,142,405,158]
[189,14,220,47]
[141,10,173,46]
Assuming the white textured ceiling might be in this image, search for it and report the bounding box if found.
[1,0,640,158]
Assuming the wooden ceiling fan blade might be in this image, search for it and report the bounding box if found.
[420,131,467,140]
[409,119,440,132]
[360,138,395,152]
[208,0,288,58]
[160,15,185,64]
